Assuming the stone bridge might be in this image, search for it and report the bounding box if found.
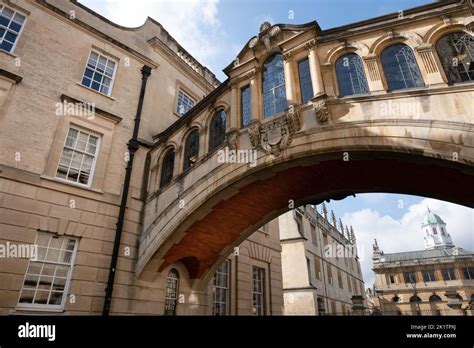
[137,1,474,285]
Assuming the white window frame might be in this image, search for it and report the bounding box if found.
[252,266,266,316]
[55,126,101,188]
[0,4,27,54]
[176,89,196,116]
[16,233,78,312]
[212,260,230,316]
[81,50,118,97]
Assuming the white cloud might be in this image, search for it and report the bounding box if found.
[80,0,230,79]
[341,198,473,290]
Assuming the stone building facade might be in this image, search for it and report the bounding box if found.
[279,204,365,315]
[0,0,282,315]
[372,209,474,316]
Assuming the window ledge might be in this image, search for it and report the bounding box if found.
[12,307,65,315]
[0,48,18,59]
[40,175,104,194]
[76,82,116,101]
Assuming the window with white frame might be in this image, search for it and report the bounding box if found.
[81,51,117,96]
[56,127,100,186]
[212,260,230,316]
[176,89,196,116]
[18,233,77,310]
[252,266,266,316]
[0,4,26,53]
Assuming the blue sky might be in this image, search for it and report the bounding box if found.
[79,0,473,288]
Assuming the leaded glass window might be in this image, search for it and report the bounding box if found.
[164,269,179,315]
[298,58,314,103]
[252,266,265,316]
[183,129,199,171]
[208,110,226,152]
[159,149,175,188]
[0,4,26,53]
[81,51,117,96]
[381,44,424,91]
[212,260,230,316]
[241,85,251,127]
[262,54,286,118]
[18,233,77,310]
[436,32,474,84]
[335,53,370,97]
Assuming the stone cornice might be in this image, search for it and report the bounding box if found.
[0,69,23,84]
[60,94,122,124]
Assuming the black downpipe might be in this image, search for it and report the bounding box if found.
[103,65,152,316]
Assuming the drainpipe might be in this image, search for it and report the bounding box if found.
[103,65,152,316]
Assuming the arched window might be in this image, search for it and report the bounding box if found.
[335,53,370,97]
[436,32,474,84]
[409,295,422,303]
[381,44,425,91]
[164,269,180,315]
[429,294,442,302]
[159,149,175,188]
[262,54,286,118]
[183,129,199,171]
[208,110,226,151]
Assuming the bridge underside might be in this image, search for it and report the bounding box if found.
[156,151,473,279]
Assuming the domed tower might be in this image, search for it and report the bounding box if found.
[422,208,454,250]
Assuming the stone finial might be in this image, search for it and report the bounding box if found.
[373,239,379,251]
[350,226,356,243]
[330,210,337,228]
[339,218,344,233]
[321,202,328,220]
[345,226,350,240]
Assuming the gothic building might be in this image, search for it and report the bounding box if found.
[372,209,474,315]
[0,0,473,317]
[279,204,365,315]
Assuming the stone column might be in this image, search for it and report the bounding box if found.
[351,295,366,316]
[283,53,296,104]
[306,39,324,96]
[415,44,445,85]
[229,82,239,130]
[363,54,385,93]
[249,69,260,122]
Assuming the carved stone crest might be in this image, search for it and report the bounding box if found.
[260,118,291,156]
[312,96,330,124]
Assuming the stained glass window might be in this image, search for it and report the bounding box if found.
[335,53,370,96]
[298,58,314,103]
[381,44,424,91]
[209,110,226,151]
[183,129,199,171]
[241,85,251,127]
[436,32,474,84]
[262,54,286,118]
[159,149,175,188]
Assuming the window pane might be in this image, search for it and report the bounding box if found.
[336,54,370,97]
[381,44,424,91]
[183,130,199,171]
[209,110,226,151]
[160,150,175,188]
[436,32,474,84]
[262,54,286,118]
[298,58,314,103]
[241,85,251,127]
[82,51,116,95]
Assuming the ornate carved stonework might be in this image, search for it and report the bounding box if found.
[248,120,261,148]
[248,22,281,53]
[312,96,330,124]
[260,118,291,157]
[227,129,240,150]
[286,103,301,133]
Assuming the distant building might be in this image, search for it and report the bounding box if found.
[279,204,365,315]
[372,209,474,316]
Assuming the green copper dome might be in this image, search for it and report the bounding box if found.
[422,210,445,226]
